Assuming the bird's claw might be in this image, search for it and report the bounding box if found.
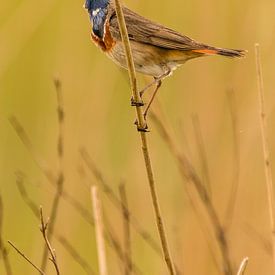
[134,119,149,132]
[131,97,144,107]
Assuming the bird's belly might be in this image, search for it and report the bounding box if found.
[107,41,177,77]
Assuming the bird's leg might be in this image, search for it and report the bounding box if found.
[131,96,144,106]
[142,69,171,120]
[131,70,171,106]
[139,69,171,97]
[132,69,171,131]
[143,78,162,120]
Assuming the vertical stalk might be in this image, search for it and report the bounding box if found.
[255,43,275,271]
[113,1,175,274]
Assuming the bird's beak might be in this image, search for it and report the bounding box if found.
[83,0,92,11]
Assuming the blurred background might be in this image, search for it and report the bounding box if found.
[1,0,275,274]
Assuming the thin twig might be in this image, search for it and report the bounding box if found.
[39,207,60,275]
[119,183,132,275]
[8,241,45,275]
[16,174,95,274]
[236,257,249,275]
[0,195,13,275]
[151,111,232,275]
[91,186,108,275]
[57,235,96,275]
[255,43,275,269]
[41,79,64,271]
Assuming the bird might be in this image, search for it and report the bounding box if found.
[84,0,245,129]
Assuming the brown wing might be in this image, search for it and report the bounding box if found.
[107,4,206,51]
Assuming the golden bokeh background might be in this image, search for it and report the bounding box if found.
[1,0,275,274]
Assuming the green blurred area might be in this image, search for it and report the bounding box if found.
[0,0,275,274]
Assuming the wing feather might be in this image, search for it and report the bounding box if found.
[107,4,205,51]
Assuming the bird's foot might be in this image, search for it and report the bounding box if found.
[134,119,149,132]
[131,96,144,107]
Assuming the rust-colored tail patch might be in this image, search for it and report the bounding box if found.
[192,47,246,58]
[192,49,218,55]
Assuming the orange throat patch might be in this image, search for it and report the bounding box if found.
[91,22,115,52]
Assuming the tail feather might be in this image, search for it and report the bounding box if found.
[193,47,246,58]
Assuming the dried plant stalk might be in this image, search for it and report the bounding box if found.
[41,79,64,271]
[255,43,275,270]
[91,186,108,275]
[236,257,249,275]
[39,207,60,275]
[113,1,175,274]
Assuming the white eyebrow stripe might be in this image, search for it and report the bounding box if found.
[92,8,101,17]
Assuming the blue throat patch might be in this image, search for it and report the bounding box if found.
[85,0,109,39]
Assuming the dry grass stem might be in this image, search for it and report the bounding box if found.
[113,1,176,273]
[39,207,60,275]
[91,186,108,275]
[41,79,65,271]
[0,195,13,275]
[255,43,275,268]
[119,183,132,274]
[236,257,249,275]
[8,240,45,275]
[151,111,232,275]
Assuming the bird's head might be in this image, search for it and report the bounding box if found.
[84,0,110,12]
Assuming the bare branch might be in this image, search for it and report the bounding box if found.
[41,79,64,271]
[8,241,45,275]
[39,207,60,275]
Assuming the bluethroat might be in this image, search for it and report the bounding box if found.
[84,0,245,127]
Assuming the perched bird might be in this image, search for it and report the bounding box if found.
[85,0,244,75]
[84,0,245,125]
